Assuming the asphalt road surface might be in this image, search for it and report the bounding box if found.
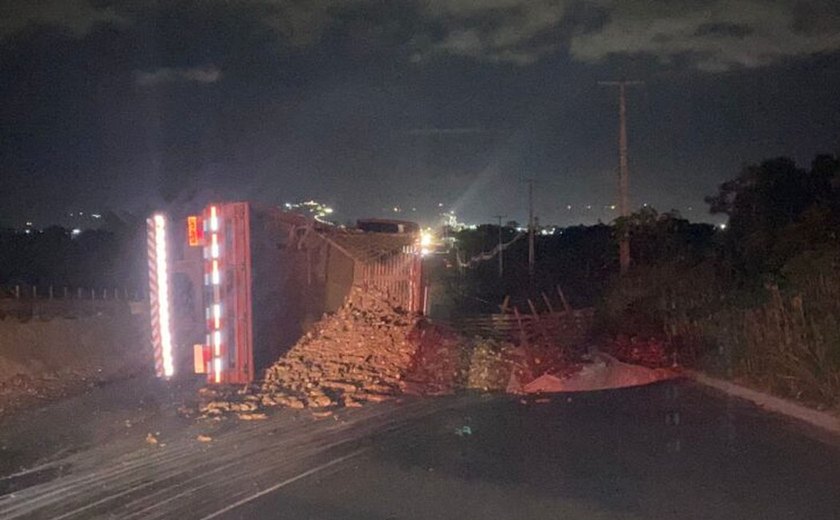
[1,377,840,519]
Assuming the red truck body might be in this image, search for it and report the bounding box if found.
[148,202,424,384]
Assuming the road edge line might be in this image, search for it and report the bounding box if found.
[199,447,369,519]
[687,370,840,436]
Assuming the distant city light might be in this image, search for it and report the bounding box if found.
[441,211,461,229]
[284,200,335,221]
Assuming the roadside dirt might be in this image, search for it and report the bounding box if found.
[0,313,151,418]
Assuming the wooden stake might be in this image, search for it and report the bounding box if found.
[556,285,572,313]
[527,299,539,319]
[541,292,554,313]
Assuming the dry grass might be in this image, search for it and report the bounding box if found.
[600,250,840,408]
[666,280,840,408]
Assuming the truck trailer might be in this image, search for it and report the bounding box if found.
[147,202,425,384]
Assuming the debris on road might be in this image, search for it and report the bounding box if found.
[236,412,267,421]
[258,287,420,409]
[522,353,678,393]
[602,335,672,368]
[454,425,472,437]
[145,433,159,445]
[465,338,516,391]
[198,287,443,419]
[196,434,213,443]
[401,322,467,395]
[522,374,567,394]
[195,290,676,419]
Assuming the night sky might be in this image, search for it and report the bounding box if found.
[2,0,840,228]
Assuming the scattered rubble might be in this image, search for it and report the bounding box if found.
[257,287,421,409]
[0,371,110,419]
[522,353,678,393]
[198,288,435,419]
[454,425,472,437]
[465,338,516,391]
[236,412,267,421]
[401,322,468,395]
[602,336,672,368]
[195,290,674,419]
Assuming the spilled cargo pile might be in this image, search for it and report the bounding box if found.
[465,338,517,392]
[400,323,469,395]
[199,287,436,419]
[259,287,419,409]
[196,290,677,421]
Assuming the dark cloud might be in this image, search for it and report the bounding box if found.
[134,66,223,86]
[570,1,840,71]
[695,22,754,39]
[405,127,490,135]
[792,0,840,35]
[0,0,123,38]
[3,0,839,71]
[416,0,569,64]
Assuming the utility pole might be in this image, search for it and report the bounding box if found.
[493,215,506,278]
[599,79,643,275]
[527,179,535,279]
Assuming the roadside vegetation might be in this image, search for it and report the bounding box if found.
[445,154,840,408]
[602,155,840,408]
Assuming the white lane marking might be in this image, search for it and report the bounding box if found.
[0,462,59,482]
[200,448,368,520]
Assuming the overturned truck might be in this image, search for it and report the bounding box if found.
[146,202,425,384]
